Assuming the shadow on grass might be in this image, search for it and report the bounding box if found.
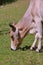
[18,45,43,52]
[0,0,18,5]
[20,46,31,51]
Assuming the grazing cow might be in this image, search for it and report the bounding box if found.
[9,0,43,52]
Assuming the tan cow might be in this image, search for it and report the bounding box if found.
[9,0,43,52]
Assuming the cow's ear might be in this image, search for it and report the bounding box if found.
[9,24,16,32]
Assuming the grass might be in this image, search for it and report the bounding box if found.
[0,0,43,65]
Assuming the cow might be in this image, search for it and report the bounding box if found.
[9,0,43,52]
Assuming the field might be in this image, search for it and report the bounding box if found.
[0,0,43,65]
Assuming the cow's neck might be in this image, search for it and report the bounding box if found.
[19,26,30,39]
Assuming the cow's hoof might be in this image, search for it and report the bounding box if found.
[30,47,33,50]
[30,47,35,50]
[36,49,40,53]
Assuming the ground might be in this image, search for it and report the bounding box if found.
[0,0,43,65]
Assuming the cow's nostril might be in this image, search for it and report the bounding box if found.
[11,36,14,40]
[11,36,13,38]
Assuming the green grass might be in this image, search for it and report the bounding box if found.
[0,0,43,65]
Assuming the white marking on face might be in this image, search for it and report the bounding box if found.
[11,40,17,50]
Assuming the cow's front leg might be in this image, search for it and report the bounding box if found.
[30,33,38,50]
[34,16,42,52]
[36,33,42,52]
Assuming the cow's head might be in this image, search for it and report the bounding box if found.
[9,23,22,50]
